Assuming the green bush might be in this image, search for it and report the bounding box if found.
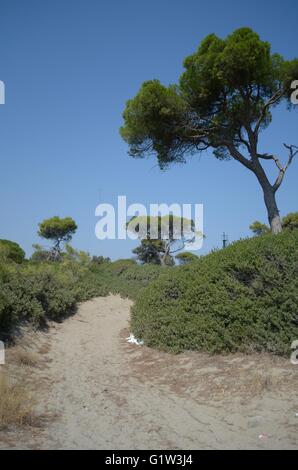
[131,230,298,355]
[108,263,162,299]
[0,263,78,337]
[74,270,109,301]
[0,240,25,264]
[106,259,137,275]
[0,253,142,337]
[90,260,162,300]
[282,212,298,231]
[175,252,199,265]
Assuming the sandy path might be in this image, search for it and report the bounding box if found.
[2,295,298,449]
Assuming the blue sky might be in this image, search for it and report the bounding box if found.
[0,0,297,259]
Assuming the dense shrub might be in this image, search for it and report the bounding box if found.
[107,263,162,299]
[0,254,110,337]
[89,261,162,299]
[91,255,111,265]
[0,240,25,264]
[175,252,199,265]
[3,228,297,357]
[30,244,51,262]
[105,259,137,275]
[0,264,77,337]
[74,270,109,301]
[0,253,160,337]
[282,212,298,231]
[131,230,298,355]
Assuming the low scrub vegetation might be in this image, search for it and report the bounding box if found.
[101,260,163,299]
[0,263,78,337]
[131,229,298,355]
[0,247,162,339]
[1,223,298,357]
[0,240,25,264]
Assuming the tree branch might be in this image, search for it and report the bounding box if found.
[227,143,254,171]
[254,90,283,136]
[283,144,298,171]
[236,129,251,154]
[265,144,298,192]
[257,152,284,172]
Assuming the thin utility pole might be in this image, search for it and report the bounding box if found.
[222,232,229,249]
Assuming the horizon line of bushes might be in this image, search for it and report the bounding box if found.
[1,212,298,355]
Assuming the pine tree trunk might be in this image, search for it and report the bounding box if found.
[253,160,283,234]
[262,184,282,234]
[160,254,167,266]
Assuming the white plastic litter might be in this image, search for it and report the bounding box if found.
[295,413,298,417]
[126,333,144,346]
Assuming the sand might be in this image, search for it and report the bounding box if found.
[1,294,297,449]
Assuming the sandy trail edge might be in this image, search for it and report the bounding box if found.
[1,294,297,449]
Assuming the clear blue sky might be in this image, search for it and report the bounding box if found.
[0,0,297,259]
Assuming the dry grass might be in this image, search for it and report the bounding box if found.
[0,372,35,430]
[0,334,44,432]
[37,343,51,355]
[10,348,39,367]
[129,346,297,403]
[250,373,275,391]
